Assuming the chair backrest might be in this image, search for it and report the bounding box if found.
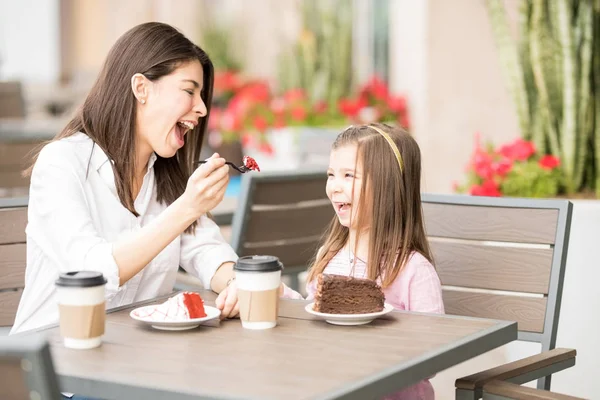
[0,197,28,327]
[421,194,572,353]
[0,333,61,400]
[0,141,38,191]
[230,169,333,282]
[0,81,26,118]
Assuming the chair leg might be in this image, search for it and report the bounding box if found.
[537,374,551,391]
[456,388,479,400]
[288,273,300,292]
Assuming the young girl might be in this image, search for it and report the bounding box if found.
[282,123,444,400]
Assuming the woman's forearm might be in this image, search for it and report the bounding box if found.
[210,262,235,293]
[112,197,196,285]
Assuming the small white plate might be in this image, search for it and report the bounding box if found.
[305,302,394,326]
[130,305,221,331]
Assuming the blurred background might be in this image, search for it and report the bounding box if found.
[0,0,598,398]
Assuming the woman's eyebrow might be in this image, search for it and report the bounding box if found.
[182,79,200,88]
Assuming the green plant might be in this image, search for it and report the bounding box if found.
[485,0,599,196]
[277,0,354,110]
[456,135,563,198]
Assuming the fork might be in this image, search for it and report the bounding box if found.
[195,160,250,173]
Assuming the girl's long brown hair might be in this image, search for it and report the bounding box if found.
[25,22,214,233]
[306,123,433,288]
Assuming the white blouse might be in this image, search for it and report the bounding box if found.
[10,132,237,334]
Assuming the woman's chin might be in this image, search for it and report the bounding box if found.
[155,147,178,158]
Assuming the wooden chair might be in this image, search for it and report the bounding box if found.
[420,194,573,397]
[0,333,62,400]
[482,381,585,400]
[0,81,26,118]
[230,169,333,291]
[0,197,28,328]
[481,352,584,399]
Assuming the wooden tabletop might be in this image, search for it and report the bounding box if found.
[37,290,517,400]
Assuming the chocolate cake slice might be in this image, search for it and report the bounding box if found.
[314,274,385,314]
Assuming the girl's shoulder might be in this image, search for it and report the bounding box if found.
[398,251,438,280]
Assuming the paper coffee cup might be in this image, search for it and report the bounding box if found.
[234,255,283,330]
[55,271,107,349]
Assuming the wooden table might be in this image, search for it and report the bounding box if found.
[36,291,517,400]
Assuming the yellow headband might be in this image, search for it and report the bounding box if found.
[368,125,404,173]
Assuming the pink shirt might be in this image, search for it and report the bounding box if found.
[282,248,444,399]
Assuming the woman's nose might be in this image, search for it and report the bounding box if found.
[194,96,207,117]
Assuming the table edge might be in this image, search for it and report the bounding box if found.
[315,320,518,400]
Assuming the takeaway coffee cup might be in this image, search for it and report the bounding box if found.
[234,255,283,330]
[55,271,107,349]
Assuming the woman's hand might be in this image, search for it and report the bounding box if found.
[215,279,240,319]
[182,153,229,220]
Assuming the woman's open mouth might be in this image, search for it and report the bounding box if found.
[174,121,195,146]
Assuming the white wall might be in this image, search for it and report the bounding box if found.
[0,0,60,83]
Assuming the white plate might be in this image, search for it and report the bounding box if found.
[304,302,394,326]
[130,305,221,331]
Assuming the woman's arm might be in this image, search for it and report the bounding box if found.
[30,143,229,294]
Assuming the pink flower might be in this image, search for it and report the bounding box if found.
[539,155,560,170]
[472,151,494,180]
[498,139,536,161]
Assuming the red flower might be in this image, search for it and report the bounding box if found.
[399,114,410,130]
[338,97,367,118]
[214,70,240,93]
[252,116,268,132]
[498,139,536,161]
[259,142,274,155]
[241,133,254,148]
[387,95,407,113]
[360,76,389,101]
[470,180,501,197]
[313,100,328,114]
[290,106,307,121]
[273,115,286,128]
[283,88,306,104]
[539,155,560,170]
[492,158,513,177]
[208,107,222,131]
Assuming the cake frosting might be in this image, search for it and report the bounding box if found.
[135,292,207,321]
[314,274,385,314]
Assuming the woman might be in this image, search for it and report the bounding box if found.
[10,22,240,335]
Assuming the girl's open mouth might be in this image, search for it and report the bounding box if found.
[336,202,351,213]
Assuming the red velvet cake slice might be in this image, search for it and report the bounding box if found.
[134,291,207,321]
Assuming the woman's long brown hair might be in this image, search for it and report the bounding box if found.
[25,22,214,233]
[306,123,433,288]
